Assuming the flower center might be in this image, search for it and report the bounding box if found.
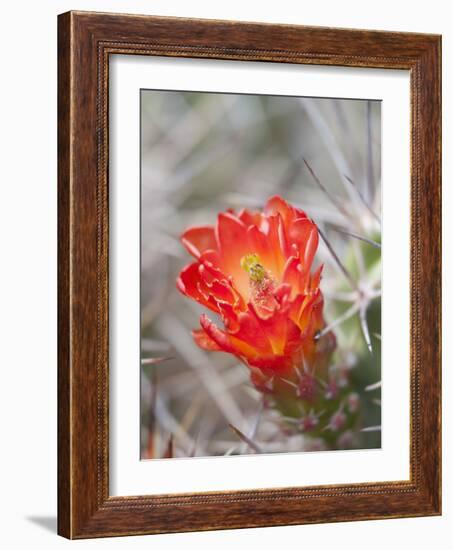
[241,253,277,314]
[240,253,266,283]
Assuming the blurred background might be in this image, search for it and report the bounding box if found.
[140,90,381,459]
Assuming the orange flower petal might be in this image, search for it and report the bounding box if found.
[265,195,296,226]
[297,290,324,334]
[273,283,292,304]
[247,354,293,370]
[177,263,217,312]
[310,264,324,291]
[217,301,240,331]
[266,214,288,276]
[192,329,222,351]
[288,218,319,269]
[216,212,251,296]
[233,309,273,353]
[200,314,260,360]
[282,256,308,296]
[181,225,217,258]
[237,208,263,228]
[198,268,236,305]
[249,303,302,357]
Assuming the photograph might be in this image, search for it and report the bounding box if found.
[48,7,441,541]
[140,90,382,459]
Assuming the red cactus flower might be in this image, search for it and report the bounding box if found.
[177,196,335,383]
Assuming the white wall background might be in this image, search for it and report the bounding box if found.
[0,1,449,548]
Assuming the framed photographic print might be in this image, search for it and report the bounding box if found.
[58,11,441,538]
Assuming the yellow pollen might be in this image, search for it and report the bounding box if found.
[241,253,266,283]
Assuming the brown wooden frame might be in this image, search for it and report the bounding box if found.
[58,10,441,539]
